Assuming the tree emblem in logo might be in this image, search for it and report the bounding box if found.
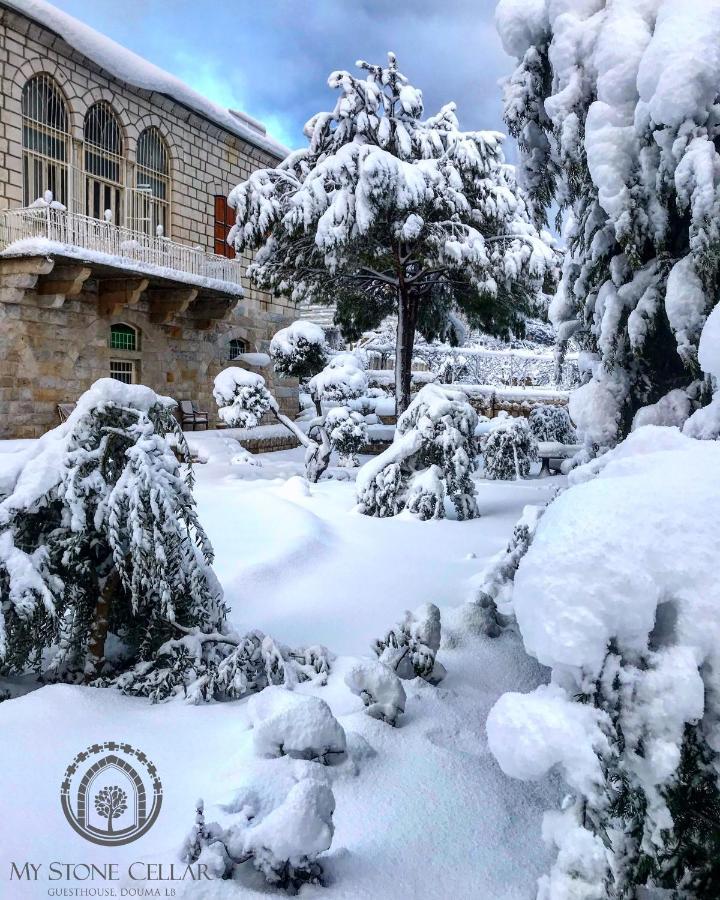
[60,742,162,846]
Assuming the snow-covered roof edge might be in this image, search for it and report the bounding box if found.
[2,0,289,160]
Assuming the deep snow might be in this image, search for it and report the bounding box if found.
[0,434,562,899]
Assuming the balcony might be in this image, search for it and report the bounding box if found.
[0,205,244,296]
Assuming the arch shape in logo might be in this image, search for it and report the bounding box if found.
[60,741,162,846]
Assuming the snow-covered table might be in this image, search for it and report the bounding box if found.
[537,441,581,475]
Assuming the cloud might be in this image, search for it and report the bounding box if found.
[51,0,515,151]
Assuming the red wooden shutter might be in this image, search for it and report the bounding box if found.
[213,195,236,259]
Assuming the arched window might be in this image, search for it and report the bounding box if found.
[84,103,124,223]
[133,127,170,237]
[109,324,139,384]
[110,323,138,351]
[229,338,248,360]
[21,75,69,206]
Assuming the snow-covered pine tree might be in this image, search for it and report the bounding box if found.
[0,379,223,682]
[325,407,368,467]
[372,602,446,684]
[482,416,538,480]
[356,383,479,519]
[496,0,720,447]
[228,52,554,413]
[269,320,329,381]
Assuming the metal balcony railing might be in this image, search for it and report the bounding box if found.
[0,205,243,291]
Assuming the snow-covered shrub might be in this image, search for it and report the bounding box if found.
[325,407,368,467]
[497,1,720,446]
[356,383,479,520]
[108,629,332,704]
[183,770,335,891]
[482,417,538,480]
[248,686,347,763]
[485,427,720,896]
[213,368,273,428]
[0,379,223,682]
[270,320,328,380]
[229,52,553,414]
[373,603,445,685]
[308,353,368,404]
[344,660,406,726]
[528,404,576,444]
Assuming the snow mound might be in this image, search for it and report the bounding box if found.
[248,686,347,763]
[513,425,720,676]
[344,660,407,726]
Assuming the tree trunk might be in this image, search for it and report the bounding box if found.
[84,570,119,682]
[395,287,419,415]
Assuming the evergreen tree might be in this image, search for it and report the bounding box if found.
[497,0,720,447]
[0,379,223,682]
[228,52,554,413]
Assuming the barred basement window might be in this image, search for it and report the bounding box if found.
[110,323,137,351]
[21,75,69,206]
[84,102,124,223]
[229,338,248,359]
[133,127,170,237]
[110,360,135,384]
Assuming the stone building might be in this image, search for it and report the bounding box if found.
[0,0,298,438]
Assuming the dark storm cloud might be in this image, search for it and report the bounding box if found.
[51,0,513,151]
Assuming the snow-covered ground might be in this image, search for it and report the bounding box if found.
[0,433,563,899]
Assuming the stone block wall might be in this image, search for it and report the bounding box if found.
[0,5,301,437]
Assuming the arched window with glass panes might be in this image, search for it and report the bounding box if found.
[84,103,124,224]
[21,75,69,207]
[229,337,248,359]
[133,127,170,237]
[109,323,139,384]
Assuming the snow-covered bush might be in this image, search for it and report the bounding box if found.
[183,769,335,891]
[344,660,406,726]
[356,383,479,519]
[308,353,368,405]
[373,603,445,685]
[528,404,576,444]
[482,417,538,480]
[270,320,328,380]
[325,407,368,467]
[248,686,347,763]
[229,52,553,413]
[108,629,332,704]
[485,426,720,896]
[0,379,223,682]
[497,0,720,446]
[213,368,273,429]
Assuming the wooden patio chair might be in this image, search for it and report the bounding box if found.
[179,400,209,431]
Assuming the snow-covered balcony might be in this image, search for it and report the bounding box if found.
[0,204,244,296]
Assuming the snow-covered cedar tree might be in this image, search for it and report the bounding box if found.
[325,407,368,466]
[372,602,446,684]
[483,427,720,896]
[0,379,224,683]
[528,403,577,444]
[438,353,469,384]
[344,660,407,726]
[269,319,329,380]
[496,0,720,447]
[182,771,336,891]
[228,51,555,414]
[356,383,478,519]
[482,416,538,480]
[248,686,347,763]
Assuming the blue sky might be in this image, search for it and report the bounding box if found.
[49,0,513,152]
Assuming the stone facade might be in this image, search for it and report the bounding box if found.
[0,3,299,438]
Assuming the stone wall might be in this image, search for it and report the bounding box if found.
[0,5,300,437]
[0,257,299,438]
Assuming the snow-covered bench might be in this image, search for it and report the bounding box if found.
[537,441,581,475]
